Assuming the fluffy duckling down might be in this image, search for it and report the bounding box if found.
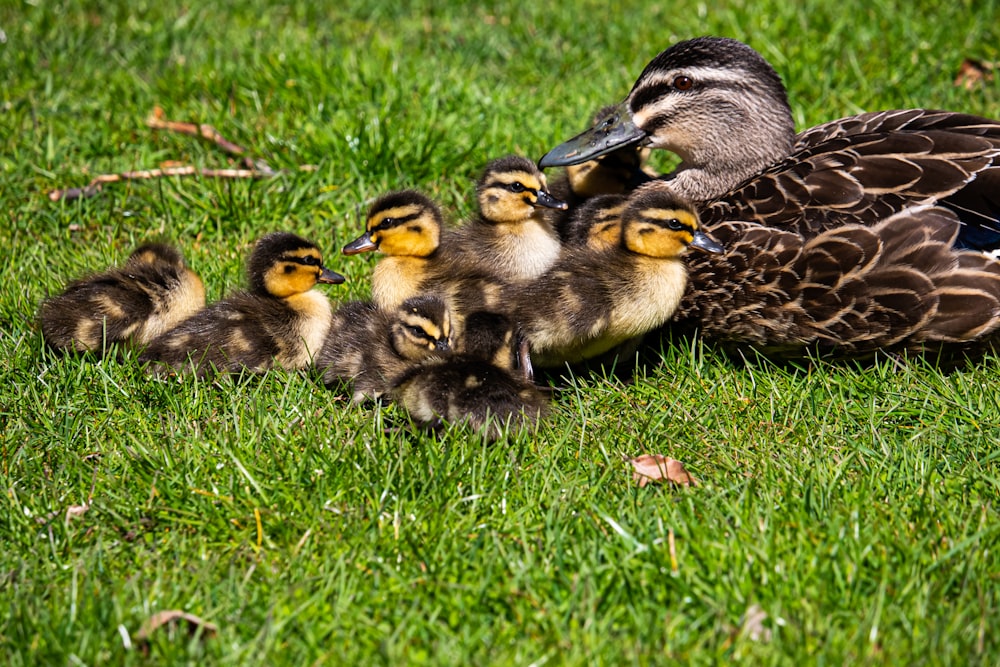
[509,185,723,368]
[391,310,549,440]
[141,232,344,376]
[448,155,568,282]
[39,242,205,355]
[316,294,453,403]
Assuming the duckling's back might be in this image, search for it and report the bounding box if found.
[39,243,205,355]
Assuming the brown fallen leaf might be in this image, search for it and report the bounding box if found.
[134,610,218,645]
[955,58,995,90]
[629,454,696,487]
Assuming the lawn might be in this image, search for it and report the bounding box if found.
[2,0,1000,664]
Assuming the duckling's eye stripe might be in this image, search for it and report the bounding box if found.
[372,211,421,231]
[280,254,321,266]
[485,179,534,195]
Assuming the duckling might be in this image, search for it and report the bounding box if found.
[391,311,549,440]
[39,242,205,355]
[560,194,627,251]
[140,232,344,376]
[540,36,1000,247]
[316,294,453,402]
[508,188,722,368]
[448,155,569,282]
[342,190,449,310]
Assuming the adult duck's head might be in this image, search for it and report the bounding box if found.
[539,37,796,200]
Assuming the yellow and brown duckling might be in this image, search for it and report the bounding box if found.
[448,155,569,282]
[560,194,628,251]
[342,190,448,310]
[316,294,453,402]
[39,242,205,355]
[391,310,549,440]
[140,232,344,376]
[509,186,723,367]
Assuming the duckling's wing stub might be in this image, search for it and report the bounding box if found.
[538,102,647,168]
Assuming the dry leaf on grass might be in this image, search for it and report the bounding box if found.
[629,454,696,487]
[954,58,995,90]
[134,610,218,646]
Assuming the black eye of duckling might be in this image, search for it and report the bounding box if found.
[407,325,433,341]
[666,218,684,231]
[673,75,693,91]
[299,255,321,267]
[506,182,528,194]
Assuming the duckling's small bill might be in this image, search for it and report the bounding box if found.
[343,232,377,255]
[689,230,724,254]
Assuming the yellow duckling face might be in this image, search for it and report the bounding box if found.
[251,232,345,299]
[343,190,443,258]
[622,188,724,258]
[477,155,568,225]
[389,295,454,360]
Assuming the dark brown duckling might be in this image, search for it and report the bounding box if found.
[391,311,549,440]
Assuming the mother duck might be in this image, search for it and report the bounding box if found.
[539,36,1000,357]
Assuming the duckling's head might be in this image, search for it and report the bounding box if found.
[248,232,345,298]
[477,155,568,224]
[459,311,518,370]
[343,190,443,258]
[563,194,628,251]
[538,37,794,195]
[622,187,723,258]
[126,242,187,270]
[388,295,454,360]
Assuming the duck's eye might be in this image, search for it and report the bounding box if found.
[301,256,320,266]
[507,182,527,194]
[673,75,694,91]
[666,218,684,231]
[407,325,428,339]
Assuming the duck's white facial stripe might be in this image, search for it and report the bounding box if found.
[633,65,751,92]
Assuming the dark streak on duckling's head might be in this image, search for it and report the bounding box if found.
[477,155,568,224]
[563,194,628,250]
[344,190,444,257]
[249,232,345,298]
[389,294,454,359]
[622,187,724,258]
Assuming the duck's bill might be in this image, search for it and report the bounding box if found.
[342,232,377,255]
[534,189,569,210]
[689,231,724,254]
[538,102,647,168]
[318,267,347,284]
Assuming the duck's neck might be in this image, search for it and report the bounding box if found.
[662,111,795,202]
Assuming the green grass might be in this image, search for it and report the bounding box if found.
[3,0,1000,664]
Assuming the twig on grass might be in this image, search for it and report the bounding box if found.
[48,166,269,202]
[46,107,310,202]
